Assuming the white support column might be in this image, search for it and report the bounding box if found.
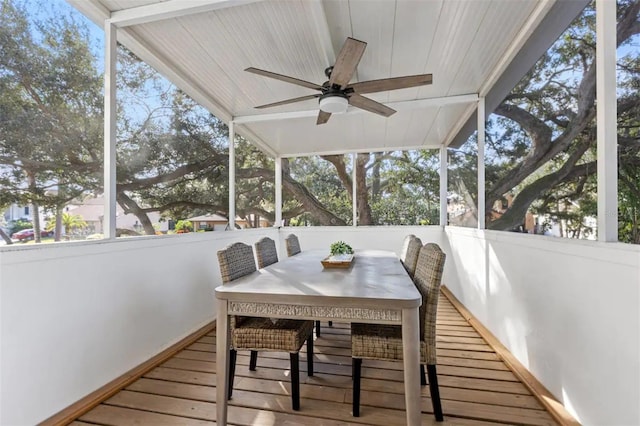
[596,0,617,242]
[228,121,236,230]
[103,22,117,239]
[477,97,486,230]
[352,152,357,226]
[439,146,448,227]
[275,156,282,227]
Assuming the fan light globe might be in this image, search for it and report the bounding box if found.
[319,95,348,114]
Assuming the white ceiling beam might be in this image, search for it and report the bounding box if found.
[449,0,589,148]
[67,1,234,123]
[234,110,318,124]
[478,0,555,97]
[233,93,478,124]
[71,0,276,160]
[66,0,111,26]
[442,103,477,147]
[234,124,278,158]
[309,0,336,67]
[108,0,264,27]
[444,0,554,150]
[117,30,233,122]
[280,142,444,159]
[390,93,478,111]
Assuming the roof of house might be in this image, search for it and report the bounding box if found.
[186,214,229,222]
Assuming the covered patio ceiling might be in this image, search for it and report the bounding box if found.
[69,0,588,157]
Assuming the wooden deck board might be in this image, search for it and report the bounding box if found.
[76,294,560,426]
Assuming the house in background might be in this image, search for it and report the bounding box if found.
[236,214,271,229]
[3,204,31,223]
[186,214,230,231]
[66,196,168,235]
[2,203,49,228]
[186,213,271,231]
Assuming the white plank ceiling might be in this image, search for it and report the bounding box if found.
[75,0,551,157]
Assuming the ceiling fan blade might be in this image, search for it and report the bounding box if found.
[329,37,367,89]
[255,94,320,109]
[348,74,433,94]
[348,94,396,117]
[317,110,331,125]
[245,67,322,91]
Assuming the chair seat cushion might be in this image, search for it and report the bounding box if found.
[351,323,427,363]
[232,317,314,352]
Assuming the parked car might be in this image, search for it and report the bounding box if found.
[11,228,53,241]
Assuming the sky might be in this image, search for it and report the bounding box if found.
[24,0,105,70]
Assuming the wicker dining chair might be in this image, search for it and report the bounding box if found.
[217,242,314,411]
[400,235,423,278]
[285,233,301,257]
[351,243,446,421]
[255,237,278,268]
[399,234,416,262]
[285,233,332,336]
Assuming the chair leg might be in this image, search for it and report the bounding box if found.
[290,352,300,411]
[420,364,427,386]
[249,350,258,371]
[228,349,237,400]
[427,364,444,421]
[307,334,314,377]
[328,321,333,327]
[315,320,321,337]
[352,358,362,417]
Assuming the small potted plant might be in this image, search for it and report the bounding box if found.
[329,241,354,261]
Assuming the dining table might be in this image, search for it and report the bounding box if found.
[215,249,423,425]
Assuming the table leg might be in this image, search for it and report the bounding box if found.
[402,307,421,425]
[216,300,229,425]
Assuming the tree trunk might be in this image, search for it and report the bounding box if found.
[321,155,353,202]
[282,173,348,225]
[117,192,156,235]
[54,186,64,241]
[0,228,12,244]
[239,164,347,226]
[26,170,42,243]
[371,153,382,204]
[488,138,592,231]
[486,3,640,229]
[55,205,62,241]
[322,153,374,224]
[356,153,372,225]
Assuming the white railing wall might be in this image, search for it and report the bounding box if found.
[443,226,640,426]
[0,228,277,425]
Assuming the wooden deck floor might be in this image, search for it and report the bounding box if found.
[71,295,558,425]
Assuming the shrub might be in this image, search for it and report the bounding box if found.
[174,220,193,233]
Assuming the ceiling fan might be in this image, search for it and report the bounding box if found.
[245,37,433,125]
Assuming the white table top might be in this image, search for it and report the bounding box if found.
[215,249,421,309]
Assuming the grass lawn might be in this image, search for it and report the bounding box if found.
[19,237,56,245]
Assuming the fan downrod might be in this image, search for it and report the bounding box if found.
[324,66,334,79]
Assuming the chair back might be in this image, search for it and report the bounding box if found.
[255,237,278,268]
[413,243,446,364]
[217,242,257,283]
[399,234,416,261]
[401,235,422,277]
[285,234,301,257]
